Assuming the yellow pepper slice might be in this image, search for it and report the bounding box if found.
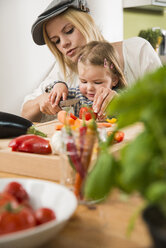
[106,118,117,124]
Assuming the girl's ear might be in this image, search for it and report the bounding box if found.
[112,75,119,88]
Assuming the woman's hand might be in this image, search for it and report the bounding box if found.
[92,87,118,117]
[49,83,68,107]
[39,93,61,115]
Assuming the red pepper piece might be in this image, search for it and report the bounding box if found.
[18,137,51,154]
[70,113,77,120]
[79,126,87,160]
[79,107,97,121]
[9,134,52,154]
[66,135,85,178]
[8,134,37,151]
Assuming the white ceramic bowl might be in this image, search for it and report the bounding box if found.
[0,178,77,248]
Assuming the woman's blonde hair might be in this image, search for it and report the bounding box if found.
[43,8,104,80]
[78,41,127,89]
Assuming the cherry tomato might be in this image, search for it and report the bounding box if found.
[114,131,125,143]
[79,107,97,121]
[4,182,29,205]
[0,206,36,236]
[0,192,18,208]
[35,208,56,225]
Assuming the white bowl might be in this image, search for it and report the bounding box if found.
[0,178,77,248]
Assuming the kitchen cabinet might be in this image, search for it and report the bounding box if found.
[123,0,166,10]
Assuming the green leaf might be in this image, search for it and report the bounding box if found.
[84,149,117,201]
[119,130,160,193]
[126,203,146,237]
[146,181,166,204]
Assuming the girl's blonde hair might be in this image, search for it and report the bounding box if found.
[43,8,104,80]
[78,41,127,89]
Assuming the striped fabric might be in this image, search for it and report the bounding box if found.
[68,86,93,117]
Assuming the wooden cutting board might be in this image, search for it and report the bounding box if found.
[0,120,67,182]
[0,120,143,181]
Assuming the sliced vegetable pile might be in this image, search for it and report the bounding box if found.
[0,181,56,236]
[56,108,124,143]
[56,107,117,130]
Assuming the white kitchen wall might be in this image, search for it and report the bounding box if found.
[0,0,54,115]
[0,0,123,116]
[88,0,123,42]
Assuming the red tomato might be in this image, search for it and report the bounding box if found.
[0,192,18,208]
[35,208,56,225]
[79,107,97,121]
[0,206,36,236]
[114,131,125,143]
[4,182,29,205]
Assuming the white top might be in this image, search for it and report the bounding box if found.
[22,37,162,122]
[123,37,162,86]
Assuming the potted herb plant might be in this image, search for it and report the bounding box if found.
[138,28,162,51]
[84,66,166,248]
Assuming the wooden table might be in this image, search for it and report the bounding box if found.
[0,121,153,248]
[0,170,152,248]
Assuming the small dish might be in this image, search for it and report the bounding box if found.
[0,178,77,248]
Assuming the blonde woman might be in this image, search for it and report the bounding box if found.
[21,0,162,122]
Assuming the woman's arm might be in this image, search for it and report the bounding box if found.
[21,62,67,122]
[21,93,61,122]
[21,95,43,122]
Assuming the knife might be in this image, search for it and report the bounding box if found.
[59,98,80,108]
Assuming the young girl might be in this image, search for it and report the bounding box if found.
[48,41,127,119]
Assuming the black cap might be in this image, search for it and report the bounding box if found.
[32,0,89,45]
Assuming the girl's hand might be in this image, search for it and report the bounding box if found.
[92,87,118,117]
[39,93,61,115]
[49,83,68,107]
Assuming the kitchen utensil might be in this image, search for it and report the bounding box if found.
[59,98,79,108]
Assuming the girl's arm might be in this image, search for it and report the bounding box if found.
[92,87,118,118]
[48,82,68,107]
